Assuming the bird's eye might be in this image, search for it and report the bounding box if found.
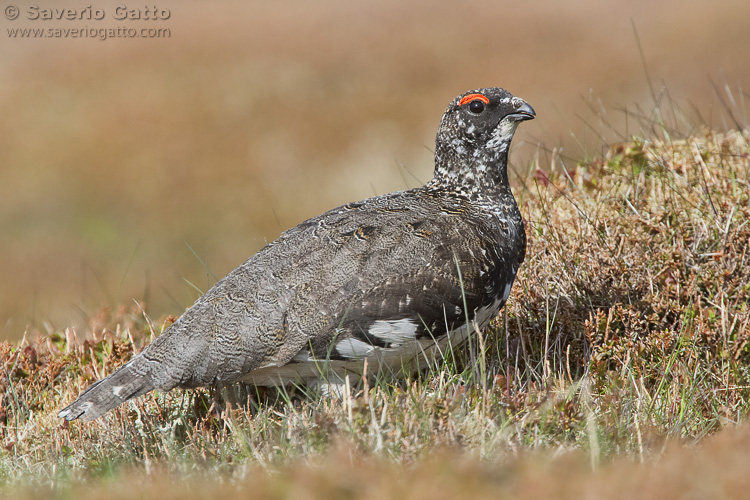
[468,100,485,114]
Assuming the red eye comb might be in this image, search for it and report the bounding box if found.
[459,93,489,106]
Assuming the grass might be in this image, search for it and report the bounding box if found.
[1,123,748,497]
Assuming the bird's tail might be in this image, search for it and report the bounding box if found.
[58,360,155,421]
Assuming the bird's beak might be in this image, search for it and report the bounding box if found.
[507,101,536,121]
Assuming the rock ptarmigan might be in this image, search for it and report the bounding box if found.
[59,87,535,421]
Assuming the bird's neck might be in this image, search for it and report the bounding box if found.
[426,141,513,202]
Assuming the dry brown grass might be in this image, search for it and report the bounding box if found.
[1,127,748,497]
[12,426,750,500]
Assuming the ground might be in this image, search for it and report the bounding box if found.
[1,127,748,498]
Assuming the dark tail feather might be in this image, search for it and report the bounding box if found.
[58,362,155,421]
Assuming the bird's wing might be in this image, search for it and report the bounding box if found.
[283,192,516,360]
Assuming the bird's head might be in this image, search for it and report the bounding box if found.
[432,88,535,194]
[438,87,535,158]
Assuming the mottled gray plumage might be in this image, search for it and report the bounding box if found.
[59,87,535,421]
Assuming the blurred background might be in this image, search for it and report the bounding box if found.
[1,0,748,339]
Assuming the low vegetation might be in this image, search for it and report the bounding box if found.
[1,127,748,498]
